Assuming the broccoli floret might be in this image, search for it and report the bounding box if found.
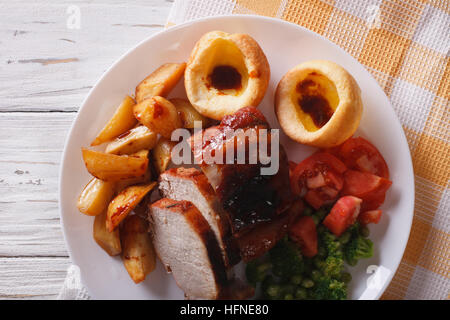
[319,229,343,259]
[344,236,374,266]
[323,256,344,278]
[317,230,345,278]
[315,228,347,289]
[340,221,374,265]
[313,277,347,300]
[347,221,361,235]
[269,237,305,280]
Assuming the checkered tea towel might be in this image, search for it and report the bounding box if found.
[167,0,449,300]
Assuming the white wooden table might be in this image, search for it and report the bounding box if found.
[0,0,172,299]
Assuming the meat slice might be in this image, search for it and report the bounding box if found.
[159,167,240,266]
[189,106,292,238]
[236,213,290,262]
[149,198,227,300]
[236,199,305,262]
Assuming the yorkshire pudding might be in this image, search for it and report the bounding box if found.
[185,31,270,120]
[275,60,362,148]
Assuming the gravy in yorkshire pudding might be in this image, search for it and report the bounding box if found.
[185,31,270,120]
[275,60,362,148]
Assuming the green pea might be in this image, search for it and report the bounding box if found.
[302,279,314,288]
[261,275,276,293]
[290,274,303,285]
[339,231,351,244]
[341,272,352,283]
[360,225,370,237]
[284,293,294,300]
[257,262,272,274]
[266,285,281,298]
[246,260,271,285]
[295,288,308,300]
[311,270,322,281]
[327,232,337,241]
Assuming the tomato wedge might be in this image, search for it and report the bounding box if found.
[305,189,328,210]
[361,193,386,211]
[290,152,347,208]
[288,216,318,257]
[358,210,382,225]
[341,170,392,202]
[339,137,390,179]
[323,196,362,236]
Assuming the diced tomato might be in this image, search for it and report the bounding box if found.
[288,216,318,257]
[341,170,392,202]
[361,193,386,211]
[358,210,382,225]
[323,196,362,236]
[290,152,347,207]
[307,172,326,189]
[321,186,339,199]
[326,170,344,191]
[339,137,390,179]
[305,189,327,210]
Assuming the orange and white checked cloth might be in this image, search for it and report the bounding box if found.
[167,0,449,300]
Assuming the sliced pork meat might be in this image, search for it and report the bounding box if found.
[159,167,240,266]
[149,198,227,300]
[189,106,292,236]
[236,198,305,262]
[188,106,292,261]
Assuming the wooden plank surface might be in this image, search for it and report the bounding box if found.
[0,257,71,299]
[0,0,172,299]
[1,0,172,112]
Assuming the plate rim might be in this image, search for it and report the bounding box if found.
[58,14,415,300]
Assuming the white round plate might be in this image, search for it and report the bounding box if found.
[59,15,414,300]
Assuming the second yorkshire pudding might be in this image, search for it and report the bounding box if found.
[185,31,270,120]
[275,60,363,148]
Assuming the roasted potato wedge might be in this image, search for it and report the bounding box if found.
[152,138,176,174]
[82,148,148,182]
[134,96,182,139]
[91,96,137,146]
[130,149,149,160]
[105,126,157,155]
[77,178,115,216]
[93,211,121,256]
[132,194,152,218]
[121,214,156,283]
[170,98,210,128]
[114,148,151,192]
[106,182,157,232]
[115,169,151,194]
[135,63,186,103]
